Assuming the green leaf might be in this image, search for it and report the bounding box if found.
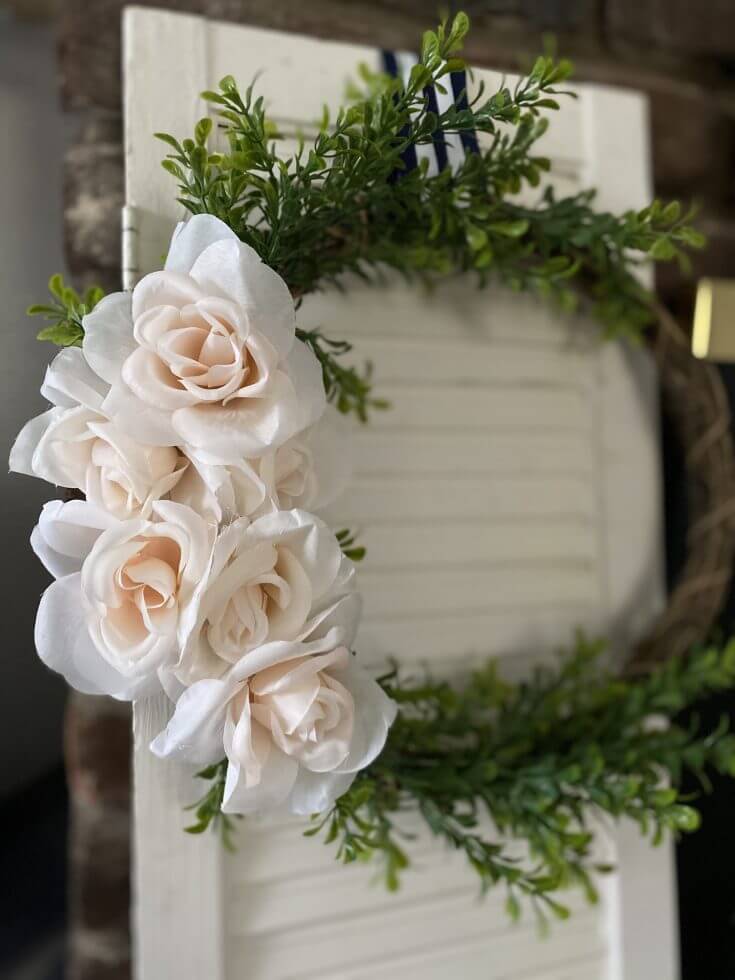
[649,238,676,261]
[344,547,366,562]
[26,304,58,315]
[195,116,213,146]
[488,220,529,238]
[184,823,208,835]
[189,145,208,176]
[154,132,182,150]
[48,273,65,300]
[668,806,701,832]
[505,892,521,920]
[651,788,678,808]
[661,200,681,223]
[447,11,470,50]
[466,224,488,252]
[545,898,571,921]
[677,226,706,249]
[36,322,83,346]
[161,159,184,178]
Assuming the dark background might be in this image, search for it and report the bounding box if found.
[3,1,735,978]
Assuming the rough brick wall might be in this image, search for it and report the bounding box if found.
[65,694,132,980]
[58,3,735,978]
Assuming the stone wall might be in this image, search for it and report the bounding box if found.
[58,2,735,978]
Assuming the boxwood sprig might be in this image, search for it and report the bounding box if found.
[28,274,104,348]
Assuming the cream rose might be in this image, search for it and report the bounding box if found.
[33,500,215,700]
[9,346,187,519]
[83,214,326,463]
[152,629,397,815]
[170,509,360,687]
[175,407,351,522]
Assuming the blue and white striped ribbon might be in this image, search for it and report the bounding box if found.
[381,50,479,177]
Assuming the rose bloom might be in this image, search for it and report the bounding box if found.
[83,214,326,464]
[177,406,351,523]
[152,629,397,815]
[169,509,361,688]
[33,499,215,700]
[9,347,187,519]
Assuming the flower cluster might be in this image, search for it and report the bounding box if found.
[11,215,396,816]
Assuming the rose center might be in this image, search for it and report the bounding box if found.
[247,658,354,770]
[204,545,312,663]
[117,537,181,614]
[156,305,265,403]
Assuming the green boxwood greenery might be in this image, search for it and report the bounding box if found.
[153,12,703,421]
[189,636,735,923]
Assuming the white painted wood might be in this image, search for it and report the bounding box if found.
[124,9,676,979]
[124,9,225,980]
[122,205,177,290]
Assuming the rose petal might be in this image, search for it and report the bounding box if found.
[304,591,362,648]
[102,382,180,446]
[164,214,240,277]
[169,370,306,461]
[333,657,397,774]
[25,405,97,488]
[169,453,226,524]
[84,421,185,517]
[229,630,346,685]
[248,509,345,601]
[121,346,199,410]
[283,338,327,430]
[188,238,295,359]
[150,676,235,765]
[150,499,217,603]
[41,346,109,411]
[288,769,355,816]
[31,499,117,578]
[302,406,353,510]
[82,291,137,385]
[9,408,58,478]
[35,573,155,700]
[131,270,205,321]
[222,739,298,815]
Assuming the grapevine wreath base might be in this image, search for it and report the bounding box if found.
[634,303,735,670]
[10,11,735,921]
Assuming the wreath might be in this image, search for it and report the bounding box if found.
[12,12,735,923]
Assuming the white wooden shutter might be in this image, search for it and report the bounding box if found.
[124,9,677,979]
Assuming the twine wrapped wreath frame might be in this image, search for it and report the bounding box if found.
[635,305,735,671]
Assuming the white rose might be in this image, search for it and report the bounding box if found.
[9,346,187,519]
[83,214,326,463]
[170,509,361,687]
[175,407,351,522]
[151,629,397,815]
[33,499,215,700]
